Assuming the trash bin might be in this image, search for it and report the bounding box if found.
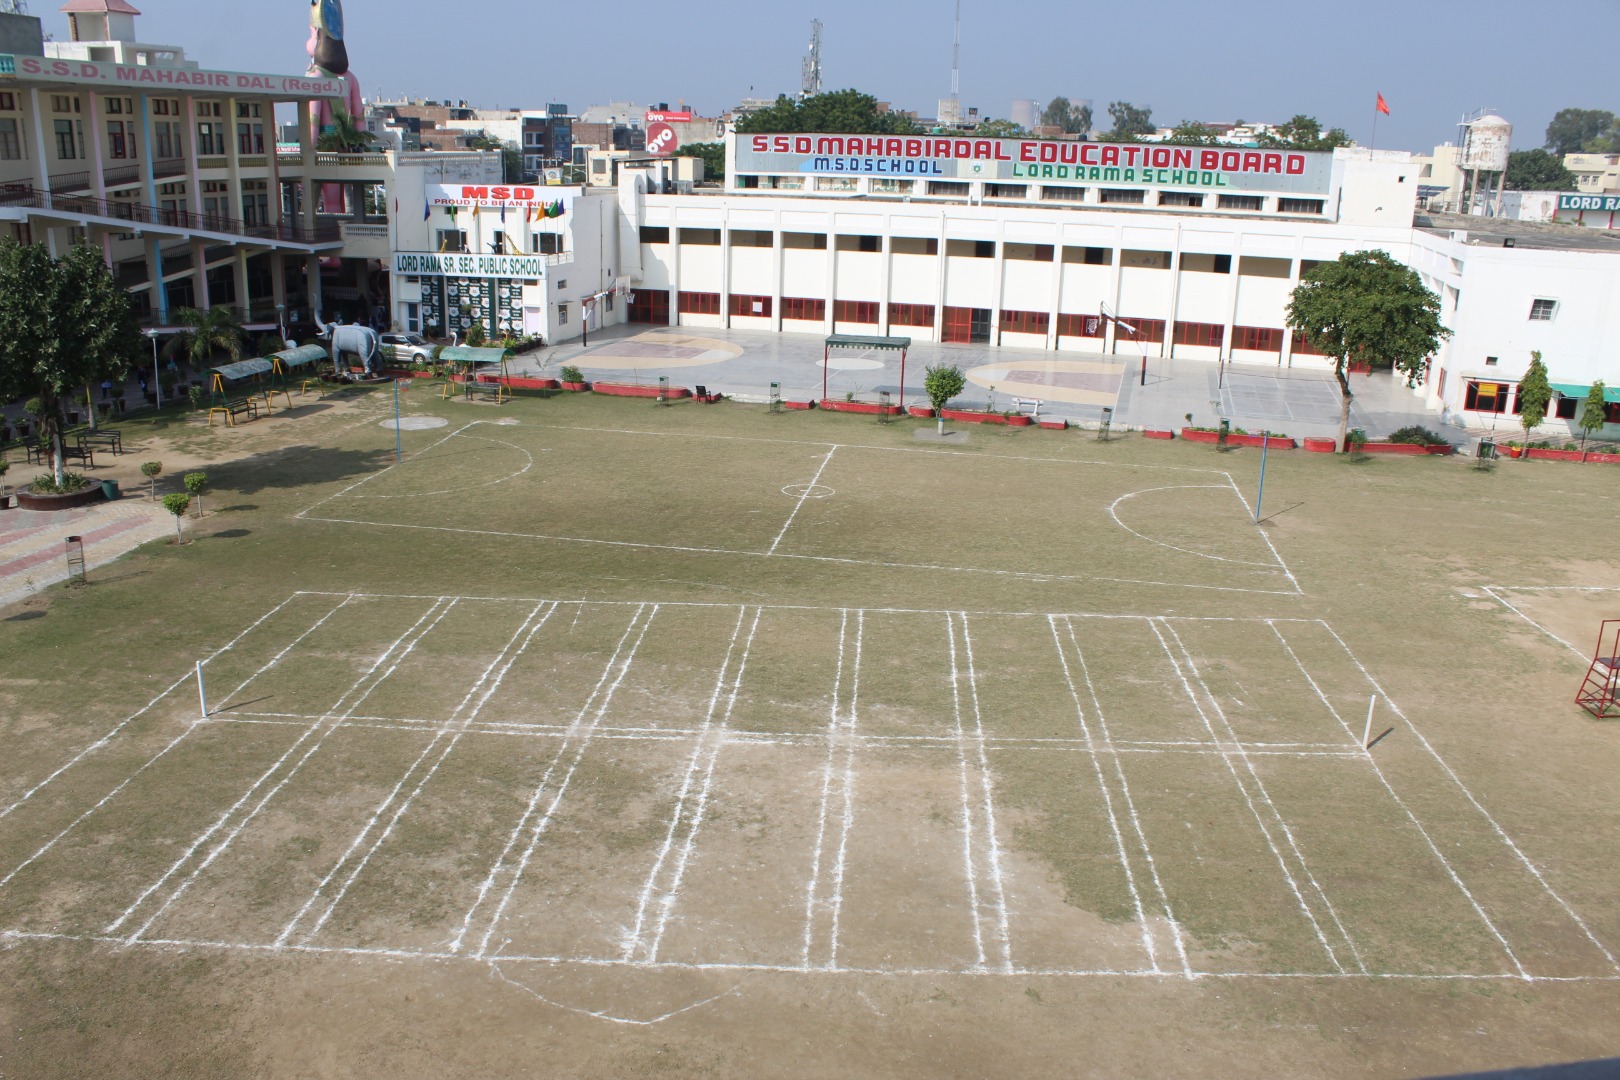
[100,478,120,501]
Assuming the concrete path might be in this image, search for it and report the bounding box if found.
[0,495,172,610]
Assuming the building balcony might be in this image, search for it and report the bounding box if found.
[338,220,390,259]
[48,158,187,195]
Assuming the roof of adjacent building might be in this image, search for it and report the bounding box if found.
[1416,212,1620,253]
[60,0,142,13]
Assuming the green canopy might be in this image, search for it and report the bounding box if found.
[211,358,274,381]
[1550,382,1620,403]
[825,334,912,350]
[271,344,327,369]
[439,346,510,366]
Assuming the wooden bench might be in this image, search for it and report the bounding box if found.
[464,379,507,404]
[207,397,258,427]
[77,429,123,455]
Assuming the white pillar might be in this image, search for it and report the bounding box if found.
[26,88,51,207]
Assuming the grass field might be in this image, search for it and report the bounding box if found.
[1,388,1617,1077]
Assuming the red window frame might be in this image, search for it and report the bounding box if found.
[1290,330,1328,356]
[1173,321,1225,348]
[1000,310,1049,335]
[887,302,935,327]
[728,294,772,317]
[1464,380,1510,413]
[1056,313,1104,338]
[1231,326,1281,353]
[1114,317,1165,344]
[677,291,720,316]
[780,296,825,321]
[833,299,879,324]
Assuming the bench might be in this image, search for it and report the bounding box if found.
[60,442,95,468]
[1012,397,1042,419]
[464,379,507,404]
[207,397,258,427]
[77,429,123,455]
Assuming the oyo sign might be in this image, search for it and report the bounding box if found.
[646,122,678,157]
[646,110,694,123]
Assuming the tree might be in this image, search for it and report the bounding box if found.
[141,460,162,501]
[734,90,920,135]
[1504,149,1577,191]
[1516,351,1552,448]
[165,305,243,368]
[923,363,966,435]
[1579,381,1608,455]
[973,118,1026,139]
[315,104,375,153]
[675,142,725,182]
[464,132,526,184]
[1258,115,1351,151]
[1104,101,1154,141]
[184,471,208,517]
[162,492,191,544]
[1038,97,1091,136]
[1163,120,1219,146]
[1544,108,1614,156]
[0,240,141,486]
[1285,250,1452,452]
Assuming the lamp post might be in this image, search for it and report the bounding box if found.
[146,328,162,408]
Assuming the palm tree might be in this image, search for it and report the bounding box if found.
[316,105,375,153]
[165,305,244,369]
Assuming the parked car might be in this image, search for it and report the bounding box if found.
[380,332,435,364]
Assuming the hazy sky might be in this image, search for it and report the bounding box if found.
[97,0,1618,152]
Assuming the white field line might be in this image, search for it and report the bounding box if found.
[12,927,1620,981]
[767,446,836,555]
[343,431,536,499]
[621,605,749,961]
[1317,621,1619,975]
[801,608,850,969]
[1107,486,1279,567]
[207,595,356,712]
[0,591,308,826]
[1478,586,1588,658]
[823,609,864,969]
[1148,618,1349,975]
[112,598,460,942]
[1266,621,1526,979]
[279,601,561,947]
[944,613,989,971]
[294,420,483,520]
[955,613,1013,973]
[1047,615,1173,976]
[461,604,659,958]
[1221,471,1302,593]
[643,607,764,961]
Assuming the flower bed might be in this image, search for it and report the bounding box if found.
[1143,429,1176,440]
[1525,447,1620,463]
[17,484,103,511]
[383,369,441,380]
[908,405,935,418]
[447,373,560,391]
[1360,441,1426,455]
[1180,427,1294,448]
[819,399,904,416]
[783,400,816,410]
[1303,437,1336,453]
[559,381,591,392]
[1038,418,1068,430]
[592,381,692,399]
[942,408,1033,426]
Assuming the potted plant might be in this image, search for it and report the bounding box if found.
[559,365,589,391]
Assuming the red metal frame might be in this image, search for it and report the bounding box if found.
[1574,619,1620,718]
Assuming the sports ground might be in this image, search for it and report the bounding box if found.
[0,384,1617,1077]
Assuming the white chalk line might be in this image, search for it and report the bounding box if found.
[823,609,863,969]
[1107,486,1279,568]
[280,600,561,947]
[294,420,484,520]
[487,959,743,1026]
[0,591,308,827]
[1318,621,1620,976]
[341,430,536,499]
[1222,470,1303,594]
[1478,586,1589,658]
[115,598,461,943]
[944,614,989,971]
[1265,621,1525,979]
[1149,618,1350,975]
[768,446,837,555]
[800,608,850,969]
[956,613,1014,974]
[460,604,658,958]
[1048,615,1178,977]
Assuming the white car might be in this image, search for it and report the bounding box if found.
[380,332,435,364]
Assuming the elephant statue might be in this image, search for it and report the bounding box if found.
[315,315,381,378]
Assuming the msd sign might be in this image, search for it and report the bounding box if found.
[428,184,581,208]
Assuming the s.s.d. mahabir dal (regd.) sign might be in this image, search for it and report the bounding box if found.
[735,134,1334,194]
[4,54,347,98]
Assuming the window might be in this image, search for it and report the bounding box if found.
[817,176,857,191]
[1232,326,1282,353]
[107,120,135,159]
[1464,380,1510,413]
[1278,198,1325,214]
[237,122,264,155]
[628,289,671,324]
[196,122,221,156]
[436,229,467,252]
[1042,186,1086,202]
[985,183,1027,199]
[729,294,772,317]
[1180,253,1231,273]
[678,228,719,245]
[731,229,773,247]
[927,181,969,196]
[152,98,176,116]
[0,92,15,111]
[1000,310,1049,334]
[1056,313,1104,338]
[532,233,564,255]
[1485,355,1498,366]
[869,178,909,193]
[50,95,81,114]
[0,118,20,161]
[1004,243,1053,262]
[1174,321,1225,348]
[1554,394,1578,421]
[945,239,995,258]
[833,299,879,324]
[1062,246,1112,265]
[154,120,179,158]
[1121,249,1170,269]
[782,232,827,250]
[640,226,670,244]
[1529,298,1558,321]
[1290,331,1327,356]
[1218,194,1264,211]
[891,236,937,256]
[1099,188,1145,204]
[54,119,78,160]
[558,304,568,324]
[236,102,262,119]
[677,291,721,315]
[887,302,934,327]
[1114,317,1166,344]
[1158,191,1203,207]
[780,296,826,321]
[834,234,881,252]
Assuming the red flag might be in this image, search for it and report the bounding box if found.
[1375,93,1391,116]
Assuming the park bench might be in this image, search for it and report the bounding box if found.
[76,429,123,455]
[59,441,95,468]
[464,379,507,404]
[1012,397,1042,419]
[207,397,258,427]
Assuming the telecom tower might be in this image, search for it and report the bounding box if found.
[801,20,823,99]
[936,0,963,127]
[0,1,30,13]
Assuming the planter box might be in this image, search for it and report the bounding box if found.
[1423,443,1455,455]
[1180,427,1220,443]
[783,400,816,410]
[383,369,440,380]
[1523,447,1620,462]
[1360,441,1425,455]
[1143,429,1176,440]
[1227,432,1295,449]
[448,373,559,391]
[1038,418,1068,430]
[17,484,103,511]
[941,408,1031,426]
[819,399,904,416]
[593,381,692,399]
[560,381,591,392]
[908,405,935,418]
[1303,437,1336,453]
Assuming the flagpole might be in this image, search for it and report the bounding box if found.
[1371,109,1378,152]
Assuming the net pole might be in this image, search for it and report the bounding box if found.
[196,660,208,718]
[394,381,403,463]
[899,347,907,412]
[1362,695,1376,748]
[1255,433,1269,523]
[822,342,829,403]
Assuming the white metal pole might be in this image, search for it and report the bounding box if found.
[196,660,208,718]
[1362,695,1376,748]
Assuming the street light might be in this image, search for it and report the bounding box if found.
[145,328,162,408]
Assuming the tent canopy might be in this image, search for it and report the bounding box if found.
[1550,381,1620,404]
[825,334,912,351]
[211,358,273,381]
[440,346,510,366]
[271,344,327,369]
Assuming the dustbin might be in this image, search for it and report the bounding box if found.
[100,478,120,500]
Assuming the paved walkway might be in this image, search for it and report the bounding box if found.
[0,495,172,609]
[512,325,1465,442]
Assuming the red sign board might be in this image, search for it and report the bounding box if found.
[646,122,679,157]
[646,110,694,123]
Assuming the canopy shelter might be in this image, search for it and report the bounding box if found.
[209,357,274,401]
[439,345,514,403]
[270,344,327,373]
[822,334,913,405]
[1551,382,1620,404]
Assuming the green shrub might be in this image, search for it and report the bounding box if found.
[29,472,90,494]
[1388,425,1447,445]
[1347,428,1369,449]
[560,365,585,384]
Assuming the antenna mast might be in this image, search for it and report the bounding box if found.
[0,1,30,13]
[950,0,961,101]
[801,19,823,99]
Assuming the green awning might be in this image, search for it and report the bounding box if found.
[439,346,510,366]
[1550,382,1620,403]
[211,358,274,381]
[271,344,327,369]
[826,334,912,350]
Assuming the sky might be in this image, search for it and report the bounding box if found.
[99,0,1620,153]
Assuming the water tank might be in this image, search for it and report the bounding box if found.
[1462,114,1512,172]
[1009,99,1037,130]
